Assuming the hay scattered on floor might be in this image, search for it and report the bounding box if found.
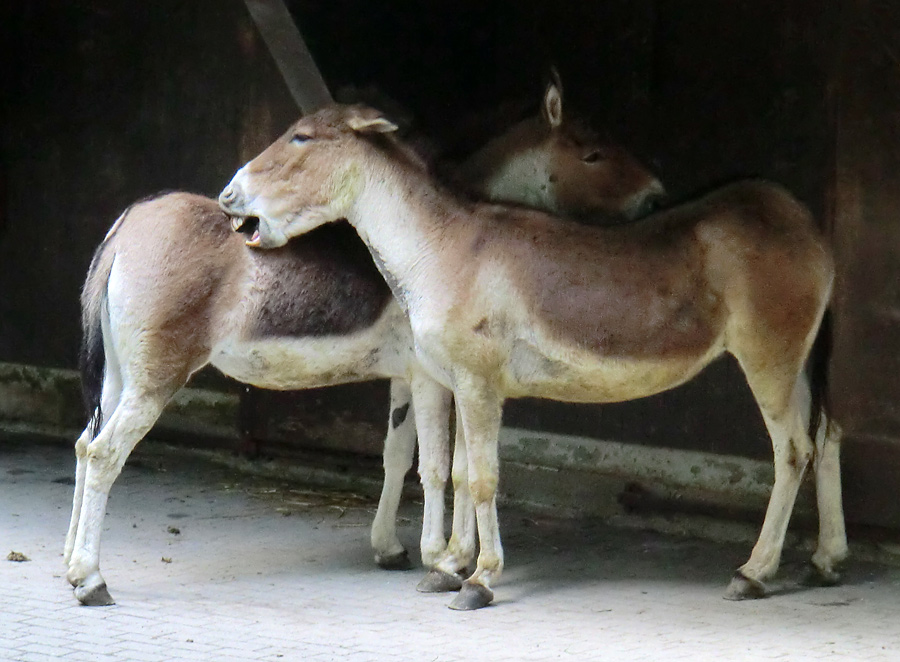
[246,485,374,511]
[7,551,29,562]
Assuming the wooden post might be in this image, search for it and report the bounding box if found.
[242,0,332,113]
[828,0,900,526]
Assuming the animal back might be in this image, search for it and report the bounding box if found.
[496,217,725,360]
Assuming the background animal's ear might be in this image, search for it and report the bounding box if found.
[542,70,564,129]
[346,107,399,134]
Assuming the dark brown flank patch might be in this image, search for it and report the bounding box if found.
[247,221,392,338]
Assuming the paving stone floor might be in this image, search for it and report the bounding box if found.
[3,435,900,661]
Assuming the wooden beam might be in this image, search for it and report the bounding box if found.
[242,0,332,113]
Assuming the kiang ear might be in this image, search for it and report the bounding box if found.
[542,67,564,129]
[346,108,399,134]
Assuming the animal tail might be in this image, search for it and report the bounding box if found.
[807,308,834,441]
[79,209,126,438]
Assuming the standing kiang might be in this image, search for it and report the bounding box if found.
[220,103,842,610]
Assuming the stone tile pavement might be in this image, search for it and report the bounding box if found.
[3,435,900,661]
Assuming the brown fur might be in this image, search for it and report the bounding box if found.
[94,194,392,355]
[68,100,668,607]
[457,116,661,219]
[222,105,839,605]
[225,110,831,404]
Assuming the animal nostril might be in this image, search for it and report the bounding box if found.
[645,196,664,214]
[635,191,667,218]
[645,184,668,213]
[220,185,238,207]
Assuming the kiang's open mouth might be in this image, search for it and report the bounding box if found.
[230,215,262,246]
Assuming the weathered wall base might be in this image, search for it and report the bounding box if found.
[0,361,811,539]
[0,362,240,444]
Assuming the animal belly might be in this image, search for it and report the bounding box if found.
[210,333,398,390]
[210,298,414,389]
[502,340,719,403]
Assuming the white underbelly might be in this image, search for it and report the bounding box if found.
[210,306,414,390]
[502,336,725,403]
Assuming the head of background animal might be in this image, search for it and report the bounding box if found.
[219,104,404,248]
[458,72,665,222]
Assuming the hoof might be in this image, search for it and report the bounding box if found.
[417,569,463,593]
[723,571,767,601]
[74,580,115,606]
[376,550,413,571]
[804,561,842,587]
[449,581,494,610]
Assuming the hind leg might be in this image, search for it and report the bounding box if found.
[792,373,848,585]
[64,428,96,567]
[809,415,847,584]
[64,361,123,565]
[726,378,813,600]
[371,379,417,570]
[66,390,169,605]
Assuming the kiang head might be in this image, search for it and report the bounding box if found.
[536,71,665,220]
[219,105,399,248]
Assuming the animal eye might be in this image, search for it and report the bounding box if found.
[582,149,609,164]
[291,133,313,145]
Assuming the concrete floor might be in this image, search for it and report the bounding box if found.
[3,435,900,662]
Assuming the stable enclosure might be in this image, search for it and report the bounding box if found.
[2,0,900,535]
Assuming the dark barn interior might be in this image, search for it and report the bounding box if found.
[2,1,900,529]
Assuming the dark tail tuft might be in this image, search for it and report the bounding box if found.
[79,239,111,439]
[807,309,833,441]
[79,208,128,438]
[79,305,105,438]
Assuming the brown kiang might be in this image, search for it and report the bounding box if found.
[64,82,663,607]
[221,103,843,611]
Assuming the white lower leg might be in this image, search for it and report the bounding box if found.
[64,428,92,567]
[67,370,122,566]
[812,421,848,574]
[435,408,476,576]
[739,410,812,584]
[412,374,452,567]
[67,396,163,598]
[371,379,416,565]
[468,495,503,589]
[67,481,114,594]
[456,388,503,593]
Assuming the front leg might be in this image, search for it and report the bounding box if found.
[448,377,503,611]
[419,403,477,593]
[411,371,453,568]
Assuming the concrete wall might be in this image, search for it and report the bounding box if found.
[1,360,803,536]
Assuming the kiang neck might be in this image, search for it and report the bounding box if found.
[347,152,462,312]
